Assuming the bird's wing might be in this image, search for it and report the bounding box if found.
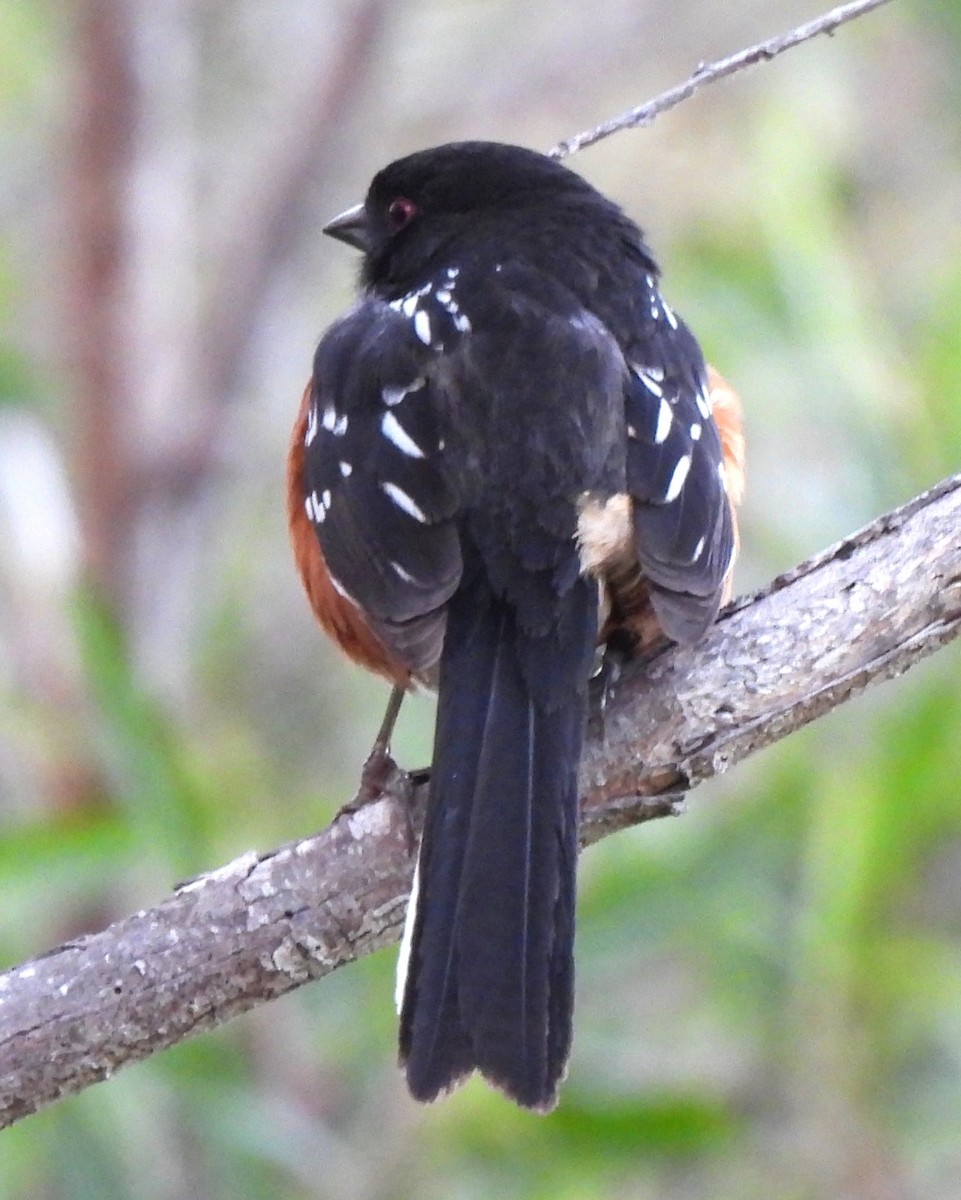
[302,297,462,681]
[621,284,740,643]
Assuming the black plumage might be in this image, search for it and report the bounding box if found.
[302,141,737,1109]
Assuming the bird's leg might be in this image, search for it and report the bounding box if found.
[589,613,672,740]
[589,626,645,741]
[339,685,427,855]
[362,683,406,795]
[339,685,409,816]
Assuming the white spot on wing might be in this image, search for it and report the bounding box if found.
[662,299,679,330]
[333,413,349,437]
[452,312,472,333]
[305,404,319,446]
[664,454,692,503]
[389,559,417,584]
[692,534,706,561]
[382,376,426,407]
[328,573,355,602]
[322,404,336,431]
[339,461,352,477]
[634,366,663,397]
[654,398,672,444]
[381,481,428,523]
[413,309,431,345]
[690,421,702,441]
[696,387,712,420]
[381,411,425,459]
[306,490,327,523]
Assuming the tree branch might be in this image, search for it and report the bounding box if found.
[549,0,894,159]
[1,473,959,1129]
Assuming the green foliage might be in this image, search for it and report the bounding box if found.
[72,591,212,880]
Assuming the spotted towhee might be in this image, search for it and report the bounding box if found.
[288,142,745,1111]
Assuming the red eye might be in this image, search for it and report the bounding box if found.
[387,197,418,231]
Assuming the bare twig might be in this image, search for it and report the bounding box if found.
[549,0,894,159]
[1,474,959,1129]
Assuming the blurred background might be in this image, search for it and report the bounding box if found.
[1,0,960,1196]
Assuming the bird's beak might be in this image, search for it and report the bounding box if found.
[323,202,371,252]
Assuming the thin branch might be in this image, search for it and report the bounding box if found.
[1,474,959,1129]
[549,0,894,159]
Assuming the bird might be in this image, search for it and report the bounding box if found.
[287,141,745,1112]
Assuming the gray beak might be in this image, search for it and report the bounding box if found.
[323,202,371,252]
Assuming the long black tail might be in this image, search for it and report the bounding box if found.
[397,572,595,1111]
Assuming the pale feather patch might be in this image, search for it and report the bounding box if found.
[576,493,634,577]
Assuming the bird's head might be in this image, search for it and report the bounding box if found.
[323,141,609,291]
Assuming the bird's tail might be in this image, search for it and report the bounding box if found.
[397,572,595,1111]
